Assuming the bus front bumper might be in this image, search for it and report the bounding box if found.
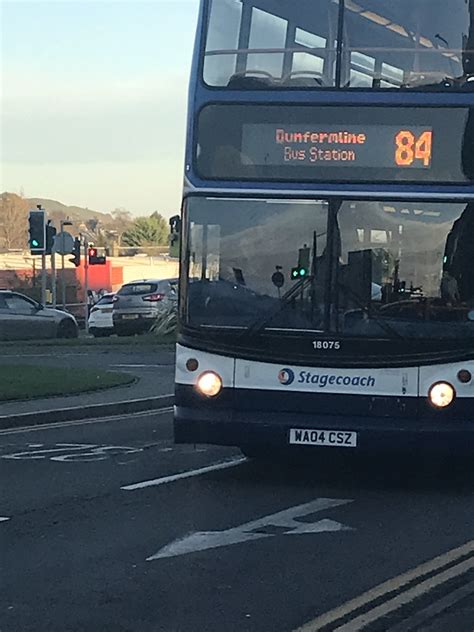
[174,406,474,454]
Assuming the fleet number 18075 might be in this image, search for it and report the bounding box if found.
[313,340,341,350]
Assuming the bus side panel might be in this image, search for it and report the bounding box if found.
[175,344,235,388]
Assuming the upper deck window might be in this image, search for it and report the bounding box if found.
[203,0,474,90]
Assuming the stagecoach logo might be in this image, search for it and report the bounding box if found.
[278,368,295,385]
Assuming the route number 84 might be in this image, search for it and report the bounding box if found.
[395,130,433,167]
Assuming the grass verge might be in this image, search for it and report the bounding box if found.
[0,365,135,402]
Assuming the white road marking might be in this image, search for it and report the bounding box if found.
[51,445,143,462]
[0,407,173,436]
[147,498,353,560]
[112,364,169,369]
[121,457,247,491]
[1,442,144,462]
[0,517,10,523]
[295,539,474,632]
[0,353,90,358]
[2,443,97,460]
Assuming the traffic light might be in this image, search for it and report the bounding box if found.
[291,245,311,280]
[88,247,106,265]
[169,215,181,259]
[28,210,46,254]
[69,238,81,267]
[45,223,57,256]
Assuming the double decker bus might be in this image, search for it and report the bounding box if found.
[174,0,474,456]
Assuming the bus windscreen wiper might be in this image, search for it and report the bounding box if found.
[242,278,405,340]
[338,282,406,341]
[242,275,315,337]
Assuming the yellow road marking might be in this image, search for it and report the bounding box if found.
[335,555,474,631]
[295,539,474,631]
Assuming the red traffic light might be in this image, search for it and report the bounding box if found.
[88,247,106,265]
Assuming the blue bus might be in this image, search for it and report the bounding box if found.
[174,0,474,456]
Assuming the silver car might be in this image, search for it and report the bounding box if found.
[0,291,79,341]
[113,278,177,336]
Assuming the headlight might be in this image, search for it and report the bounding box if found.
[196,371,223,397]
[428,382,456,409]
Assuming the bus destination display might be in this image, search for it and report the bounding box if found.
[242,124,433,170]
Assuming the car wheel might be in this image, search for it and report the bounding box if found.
[57,319,78,339]
[91,329,105,338]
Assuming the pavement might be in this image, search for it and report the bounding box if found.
[1,410,474,632]
[0,345,175,423]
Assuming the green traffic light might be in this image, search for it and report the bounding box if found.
[31,239,40,247]
[299,268,306,277]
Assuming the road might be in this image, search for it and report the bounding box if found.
[1,411,474,632]
[0,345,176,372]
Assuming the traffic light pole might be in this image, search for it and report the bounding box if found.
[84,239,90,335]
[51,250,57,309]
[41,254,47,306]
[61,253,66,309]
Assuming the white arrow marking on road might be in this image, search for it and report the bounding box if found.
[0,517,10,523]
[147,498,353,561]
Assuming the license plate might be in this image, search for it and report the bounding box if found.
[289,428,357,448]
[122,314,139,320]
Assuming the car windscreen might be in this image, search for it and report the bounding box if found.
[96,295,115,305]
[118,284,158,296]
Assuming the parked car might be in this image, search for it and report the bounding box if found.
[113,279,178,336]
[0,291,78,341]
[88,293,115,338]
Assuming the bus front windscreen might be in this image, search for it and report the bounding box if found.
[185,197,474,343]
[203,0,474,90]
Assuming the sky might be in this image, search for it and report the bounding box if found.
[1,0,200,217]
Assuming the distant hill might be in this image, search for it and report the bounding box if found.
[26,197,112,224]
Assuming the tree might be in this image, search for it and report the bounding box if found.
[111,208,132,225]
[108,208,133,246]
[0,193,28,250]
[122,213,169,247]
